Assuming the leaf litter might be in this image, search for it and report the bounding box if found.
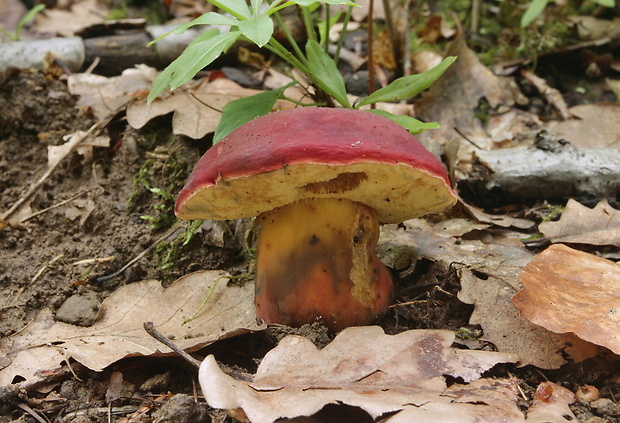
[2,0,620,421]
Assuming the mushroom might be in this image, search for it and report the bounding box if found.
[175,107,456,331]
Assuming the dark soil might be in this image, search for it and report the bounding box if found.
[0,64,618,422]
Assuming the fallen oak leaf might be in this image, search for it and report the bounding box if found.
[539,199,620,247]
[199,326,520,423]
[0,270,261,386]
[512,244,620,355]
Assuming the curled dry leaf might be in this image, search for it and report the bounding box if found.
[539,199,620,247]
[0,271,261,386]
[512,244,620,355]
[199,326,520,423]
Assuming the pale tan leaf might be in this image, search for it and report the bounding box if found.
[549,103,620,150]
[199,326,520,423]
[68,66,157,120]
[0,271,261,385]
[126,78,273,139]
[539,199,620,246]
[512,244,620,354]
[34,0,109,37]
[525,382,577,423]
[415,36,511,146]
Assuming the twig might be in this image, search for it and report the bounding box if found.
[31,254,65,284]
[382,0,402,78]
[143,322,202,368]
[16,403,50,423]
[21,190,91,223]
[520,69,572,120]
[94,221,184,283]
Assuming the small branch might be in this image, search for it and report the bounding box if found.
[94,221,184,283]
[21,190,91,223]
[143,322,202,368]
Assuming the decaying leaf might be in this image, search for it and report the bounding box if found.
[0,271,261,386]
[458,267,598,369]
[549,103,620,150]
[34,0,109,37]
[127,78,294,139]
[68,66,157,120]
[512,244,620,355]
[380,223,599,368]
[199,326,521,423]
[539,199,620,246]
[525,381,577,423]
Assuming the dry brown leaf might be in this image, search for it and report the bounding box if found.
[416,36,511,146]
[34,0,109,37]
[539,199,620,246]
[512,244,620,355]
[0,271,261,386]
[525,382,577,423]
[68,66,157,120]
[548,103,620,150]
[199,326,520,423]
[382,220,598,368]
[462,199,535,229]
[126,78,283,139]
[458,267,598,369]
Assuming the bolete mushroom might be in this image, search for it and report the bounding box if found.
[175,107,456,331]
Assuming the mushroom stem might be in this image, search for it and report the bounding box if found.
[254,198,393,331]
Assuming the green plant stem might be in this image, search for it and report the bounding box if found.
[281,95,325,107]
[264,37,312,74]
[301,6,317,42]
[334,5,353,66]
[272,8,308,66]
[324,4,330,53]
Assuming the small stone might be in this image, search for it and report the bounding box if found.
[591,398,620,416]
[153,394,211,423]
[140,371,172,392]
[55,292,99,326]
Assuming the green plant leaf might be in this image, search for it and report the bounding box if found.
[15,4,45,40]
[306,40,351,108]
[148,30,240,102]
[213,81,297,144]
[148,12,239,45]
[238,14,274,47]
[520,0,549,27]
[268,0,356,14]
[595,0,615,6]
[368,110,439,134]
[357,56,456,107]
[208,0,251,19]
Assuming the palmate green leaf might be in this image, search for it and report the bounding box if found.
[147,30,240,102]
[357,56,456,107]
[238,14,274,47]
[520,0,549,27]
[148,12,239,45]
[306,40,351,108]
[213,81,297,144]
[368,110,439,134]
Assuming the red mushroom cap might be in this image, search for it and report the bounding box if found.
[176,107,456,223]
